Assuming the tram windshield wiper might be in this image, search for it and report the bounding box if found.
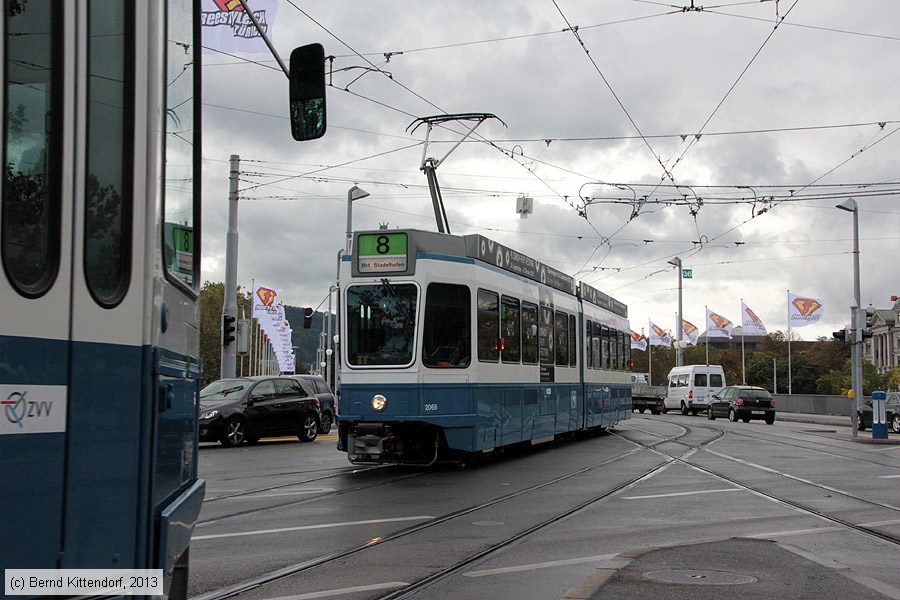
[380,278,415,325]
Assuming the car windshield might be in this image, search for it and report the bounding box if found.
[346,282,417,366]
[740,389,771,399]
[200,379,250,400]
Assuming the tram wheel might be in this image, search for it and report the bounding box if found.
[221,418,247,446]
[298,415,319,442]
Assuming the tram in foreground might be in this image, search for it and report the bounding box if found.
[338,229,632,465]
[1,2,202,598]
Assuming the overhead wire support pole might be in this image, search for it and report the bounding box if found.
[408,113,506,235]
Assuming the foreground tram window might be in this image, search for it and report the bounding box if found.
[423,283,470,368]
[522,302,538,364]
[346,282,417,366]
[2,2,61,297]
[477,289,500,362]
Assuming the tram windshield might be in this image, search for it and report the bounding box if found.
[346,282,418,366]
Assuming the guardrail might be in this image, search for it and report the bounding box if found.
[772,394,863,417]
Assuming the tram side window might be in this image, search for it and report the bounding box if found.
[591,321,601,369]
[624,330,631,369]
[586,320,593,369]
[617,330,626,370]
[3,3,61,297]
[477,289,500,362]
[521,302,538,365]
[163,0,198,290]
[611,329,620,371]
[601,325,610,370]
[501,295,520,363]
[569,314,577,368]
[423,283,470,368]
[84,2,132,306]
[555,310,568,366]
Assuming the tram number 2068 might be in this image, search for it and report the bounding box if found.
[424,403,438,412]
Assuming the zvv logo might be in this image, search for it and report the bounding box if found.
[3,391,54,428]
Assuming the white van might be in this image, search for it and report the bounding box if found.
[664,365,726,415]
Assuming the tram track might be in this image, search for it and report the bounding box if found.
[191,420,900,600]
[189,429,676,600]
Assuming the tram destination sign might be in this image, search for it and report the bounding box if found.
[357,232,409,274]
[579,282,628,318]
[466,235,576,295]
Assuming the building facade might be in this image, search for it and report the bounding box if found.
[864,298,900,375]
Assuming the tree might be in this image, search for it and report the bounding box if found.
[198,281,253,385]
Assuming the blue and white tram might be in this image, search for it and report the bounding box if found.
[0,2,202,598]
[338,229,632,465]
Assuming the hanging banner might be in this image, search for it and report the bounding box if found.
[630,331,647,352]
[741,301,768,336]
[681,319,700,346]
[201,0,280,55]
[649,321,672,347]
[706,308,734,339]
[788,292,824,328]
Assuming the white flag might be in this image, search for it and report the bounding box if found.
[681,319,700,346]
[706,308,734,339]
[630,330,648,352]
[788,292,824,328]
[649,321,672,347]
[741,301,768,336]
[202,0,280,55]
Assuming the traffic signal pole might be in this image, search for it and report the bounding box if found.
[221,154,240,379]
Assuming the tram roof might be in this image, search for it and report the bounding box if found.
[355,228,627,318]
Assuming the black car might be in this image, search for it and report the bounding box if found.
[707,385,775,425]
[291,374,337,434]
[857,392,900,432]
[199,376,322,446]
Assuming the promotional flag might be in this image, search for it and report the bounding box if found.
[741,301,768,336]
[630,330,647,352]
[681,319,700,346]
[706,308,734,339]
[202,0,280,55]
[788,292,824,328]
[649,321,672,347]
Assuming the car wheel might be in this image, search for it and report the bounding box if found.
[221,418,247,447]
[661,406,668,414]
[765,415,775,425]
[681,402,689,416]
[319,411,333,434]
[892,414,900,432]
[651,409,661,415]
[742,416,751,423]
[707,406,715,420]
[638,408,646,414]
[691,409,699,416]
[857,413,867,431]
[298,414,319,442]
[728,408,738,423]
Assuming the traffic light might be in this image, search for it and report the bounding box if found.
[862,307,875,340]
[832,329,849,342]
[222,314,236,346]
[303,307,314,329]
[289,43,326,141]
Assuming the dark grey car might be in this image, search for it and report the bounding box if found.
[199,376,322,446]
[707,385,775,425]
[291,374,337,434]
[857,392,900,432]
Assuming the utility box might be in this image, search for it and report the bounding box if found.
[872,390,888,439]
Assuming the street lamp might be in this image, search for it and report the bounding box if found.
[346,185,370,253]
[836,198,861,439]
[667,256,684,367]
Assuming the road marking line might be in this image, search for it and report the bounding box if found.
[860,519,900,527]
[262,582,410,600]
[749,526,841,538]
[192,516,433,541]
[226,487,337,498]
[622,488,741,500]
[465,554,624,577]
[878,474,900,478]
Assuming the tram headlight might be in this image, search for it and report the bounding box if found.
[371,394,387,412]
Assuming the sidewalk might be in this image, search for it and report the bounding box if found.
[776,412,900,444]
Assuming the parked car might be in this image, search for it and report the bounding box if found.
[707,385,775,425]
[857,392,900,432]
[199,376,322,446]
[291,374,337,434]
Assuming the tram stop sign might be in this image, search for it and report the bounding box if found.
[682,268,693,279]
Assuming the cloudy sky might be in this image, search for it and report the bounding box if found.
[201,0,900,342]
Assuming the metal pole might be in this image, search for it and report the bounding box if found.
[326,287,333,389]
[837,199,860,439]
[221,155,240,378]
[668,257,683,367]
